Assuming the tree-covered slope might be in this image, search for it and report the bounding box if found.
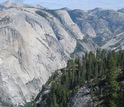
[36,50,124,107]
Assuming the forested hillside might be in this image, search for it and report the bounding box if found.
[35,50,124,107]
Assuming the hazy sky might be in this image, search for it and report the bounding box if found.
[0,0,124,10]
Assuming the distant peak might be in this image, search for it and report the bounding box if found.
[88,7,103,13]
[2,0,23,5]
[1,0,33,8]
[118,8,124,13]
[35,4,44,9]
[61,7,70,11]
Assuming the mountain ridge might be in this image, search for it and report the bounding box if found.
[0,1,124,106]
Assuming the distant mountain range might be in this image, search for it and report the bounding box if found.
[0,1,124,106]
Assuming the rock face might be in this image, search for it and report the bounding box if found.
[70,86,93,107]
[0,3,72,106]
[0,1,124,106]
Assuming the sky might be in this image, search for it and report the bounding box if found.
[0,0,124,10]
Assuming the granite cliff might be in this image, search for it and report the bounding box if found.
[0,1,124,106]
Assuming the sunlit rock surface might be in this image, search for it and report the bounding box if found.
[0,1,124,106]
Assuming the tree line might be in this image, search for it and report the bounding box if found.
[38,49,124,107]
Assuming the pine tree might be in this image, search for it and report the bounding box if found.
[106,51,118,107]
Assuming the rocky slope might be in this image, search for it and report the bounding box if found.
[70,86,93,107]
[0,1,124,106]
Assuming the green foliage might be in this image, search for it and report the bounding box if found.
[105,51,118,107]
[38,49,124,107]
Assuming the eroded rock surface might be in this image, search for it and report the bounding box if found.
[0,1,124,106]
[70,86,93,107]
